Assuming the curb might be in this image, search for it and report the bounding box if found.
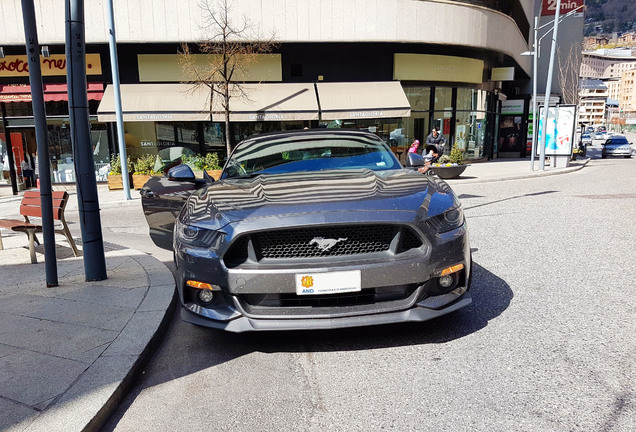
[445,158,590,184]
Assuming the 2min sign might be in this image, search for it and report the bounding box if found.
[541,0,583,16]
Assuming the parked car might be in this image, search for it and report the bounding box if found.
[581,133,592,146]
[140,129,472,332]
[594,131,606,140]
[601,135,633,158]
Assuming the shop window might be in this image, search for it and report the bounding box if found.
[434,87,453,112]
[404,86,431,111]
[455,111,487,159]
[203,122,225,154]
[456,88,488,112]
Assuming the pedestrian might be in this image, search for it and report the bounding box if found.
[425,127,446,158]
[408,139,419,153]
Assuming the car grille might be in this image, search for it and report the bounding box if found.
[223,224,424,266]
[237,284,423,317]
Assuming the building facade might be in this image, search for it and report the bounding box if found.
[2,0,583,186]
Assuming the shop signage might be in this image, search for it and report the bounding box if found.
[541,0,583,16]
[248,113,285,121]
[491,67,515,82]
[349,111,383,118]
[501,100,524,115]
[140,141,156,147]
[135,114,174,120]
[0,54,102,77]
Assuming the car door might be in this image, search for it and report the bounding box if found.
[140,167,211,250]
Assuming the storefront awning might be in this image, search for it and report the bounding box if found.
[316,81,411,120]
[0,83,104,103]
[97,84,211,122]
[210,83,319,122]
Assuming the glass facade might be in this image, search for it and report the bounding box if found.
[404,86,494,160]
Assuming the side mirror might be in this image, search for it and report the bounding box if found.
[407,152,426,167]
[167,164,196,181]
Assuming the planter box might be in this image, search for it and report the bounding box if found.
[107,174,133,190]
[430,165,469,179]
[107,175,124,190]
[132,174,152,190]
[206,169,222,180]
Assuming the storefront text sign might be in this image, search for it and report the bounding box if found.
[0,54,102,77]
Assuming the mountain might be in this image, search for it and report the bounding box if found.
[584,0,636,35]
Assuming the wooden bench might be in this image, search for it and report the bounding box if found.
[0,190,79,263]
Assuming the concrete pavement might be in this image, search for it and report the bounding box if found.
[0,154,592,432]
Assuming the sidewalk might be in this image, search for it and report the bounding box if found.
[0,155,590,432]
[0,201,175,432]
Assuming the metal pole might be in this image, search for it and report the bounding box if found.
[66,0,107,281]
[1,102,19,195]
[21,0,58,286]
[539,0,562,171]
[530,16,538,171]
[105,0,131,200]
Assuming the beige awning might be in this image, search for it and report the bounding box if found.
[97,84,211,122]
[211,83,319,122]
[316,81,411,120]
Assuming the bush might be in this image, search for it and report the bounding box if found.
[109,153,133,175]
[181,153,222,171]
[134,154,159,175]
[448,144,464,165]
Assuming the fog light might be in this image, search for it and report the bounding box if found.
[439,274,454,288]
[198,290,215,303]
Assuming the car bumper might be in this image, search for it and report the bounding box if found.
[603,149,632,156]
[175,219,472,332]
[181,290,472,332]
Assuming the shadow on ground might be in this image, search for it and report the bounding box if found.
[102,260,511,430]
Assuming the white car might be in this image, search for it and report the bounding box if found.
[601,135,633,158]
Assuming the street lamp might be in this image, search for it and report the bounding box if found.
[523,2,584,171]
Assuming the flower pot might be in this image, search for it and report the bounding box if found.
[206,169,223,180]
[430,164,469,179]
[132,174,152,190]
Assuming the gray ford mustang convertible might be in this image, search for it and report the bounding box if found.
[141,129,472,332]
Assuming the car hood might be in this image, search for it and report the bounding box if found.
[184,169,457,228]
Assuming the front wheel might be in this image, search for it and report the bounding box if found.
[625,155,632,158]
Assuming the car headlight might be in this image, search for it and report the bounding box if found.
[426,206,465,233]
[175,219,225,250]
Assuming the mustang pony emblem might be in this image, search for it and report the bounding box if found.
[309,237,348,252]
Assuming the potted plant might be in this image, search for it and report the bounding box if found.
[107,153,133,190]
[182,153,223,180]
[430,144,469,179]
[132,154,160,189]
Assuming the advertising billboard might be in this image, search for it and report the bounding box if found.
[537,105,577,156]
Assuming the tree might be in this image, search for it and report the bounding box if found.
[557,44,582,106]
[180,0,277,156]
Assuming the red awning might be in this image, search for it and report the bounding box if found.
[0,83,104,103]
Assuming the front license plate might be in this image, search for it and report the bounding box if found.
[295,271,361,295]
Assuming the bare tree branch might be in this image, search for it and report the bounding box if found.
[179,0,278,156]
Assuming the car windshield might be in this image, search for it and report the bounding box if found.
[608,137,628,145]
[223,132,401,178]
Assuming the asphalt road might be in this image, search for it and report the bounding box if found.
[97,143,635,432]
